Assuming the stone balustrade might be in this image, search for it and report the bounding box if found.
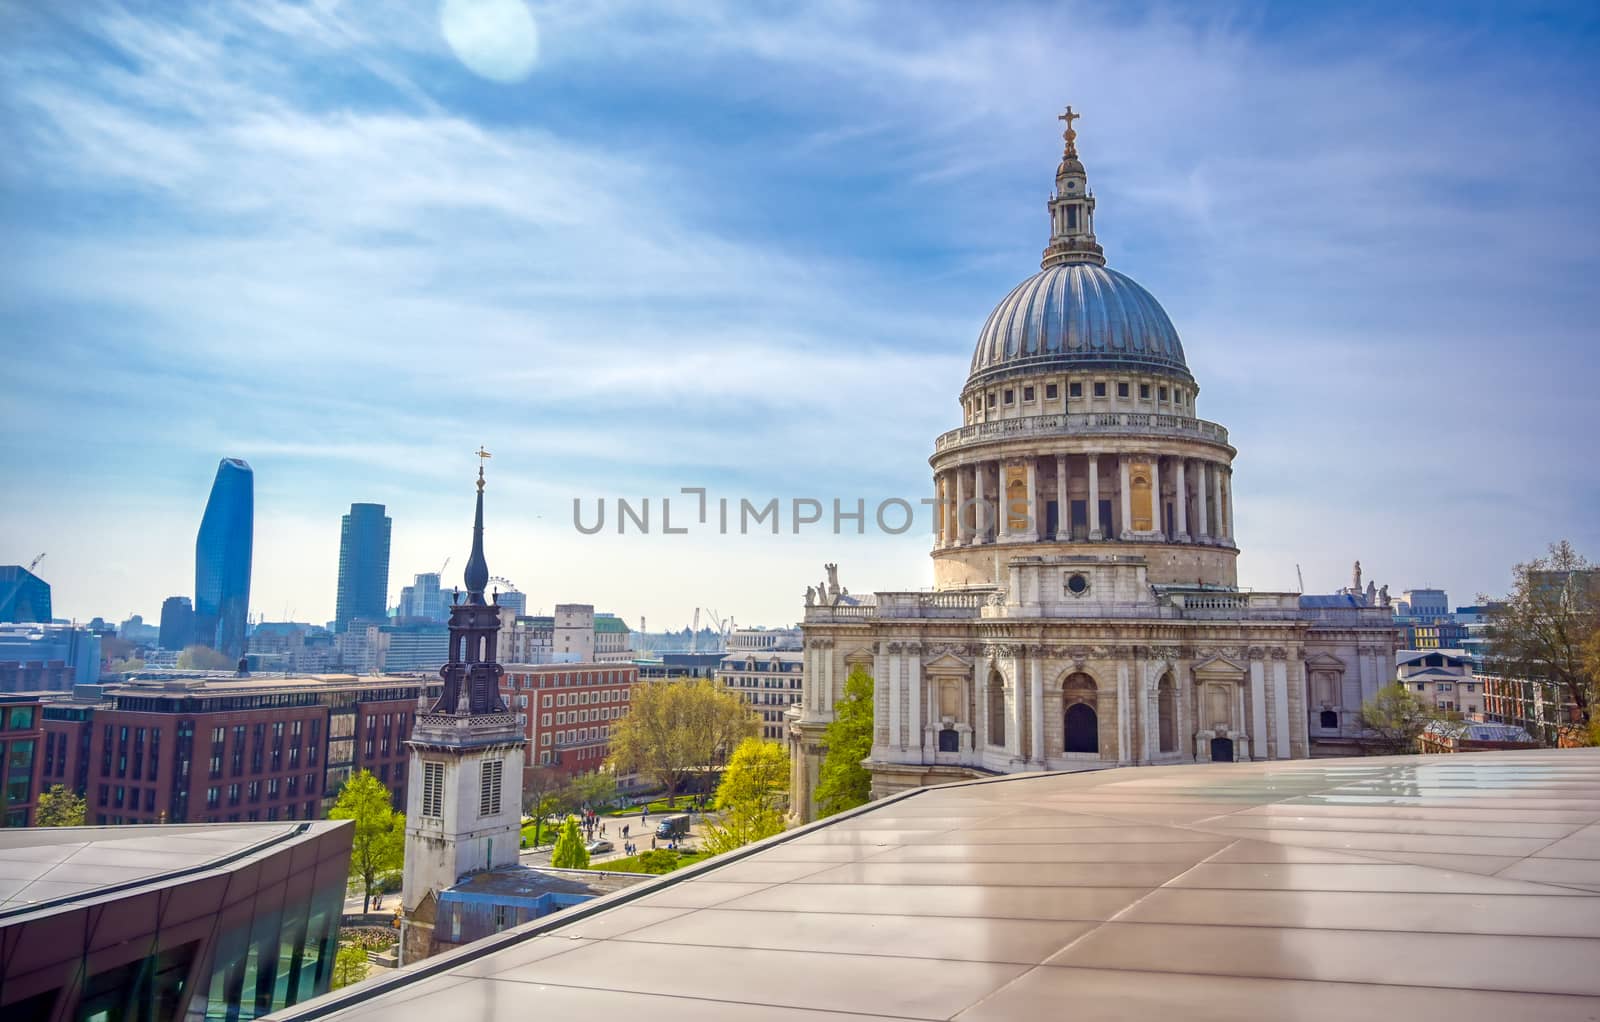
[933,411,1230,455]
[804,587,1318,624]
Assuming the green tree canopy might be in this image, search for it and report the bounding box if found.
[36,784,87,827]
[815,665,874,818]
[1359,682,1431,755]
[328,770,404,912]
[521,766,570,847]
[331,943,369,990]
[550,814,590,869]
[607,678,758,805]
[564,770,618,813]
[177,644,236,671]
[1484,540,1599,726]
[702,737,790,855]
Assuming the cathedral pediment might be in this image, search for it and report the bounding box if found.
[923,647,973,671]
[1305,652,1347,671]
[1192,653,1247,678]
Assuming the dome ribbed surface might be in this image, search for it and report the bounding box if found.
[969,264,1189,386]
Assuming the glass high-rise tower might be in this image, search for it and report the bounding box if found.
[335,502,392,633]
[194,458,253,659]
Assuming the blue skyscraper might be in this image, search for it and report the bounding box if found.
[0,565,51,624]
[335,502,392,633]
[158,595,195,651]
[194,458,253,659]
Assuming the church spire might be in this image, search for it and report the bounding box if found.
[463,447,491,604]
[1041,104,1105,269]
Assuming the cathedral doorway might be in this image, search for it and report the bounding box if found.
[1065,704,1098,753]
[1210,736,1234,762]
[1320,710,1338,729]
[1062,673,1098,753]
[938,728,959,753]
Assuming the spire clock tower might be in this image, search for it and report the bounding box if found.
[400,452,526,963]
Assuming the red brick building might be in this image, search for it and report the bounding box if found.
[501,663,638,780]
[34,673,438,825]
[0,694,44,827]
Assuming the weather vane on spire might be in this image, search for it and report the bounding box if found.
[475,446,492,490]
[1058,104,1080,157]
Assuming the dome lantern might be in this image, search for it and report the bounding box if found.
[1042,105,1104,269]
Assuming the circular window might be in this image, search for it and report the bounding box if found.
[1066,573,1089,596]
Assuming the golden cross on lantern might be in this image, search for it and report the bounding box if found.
[1058,105,1080,133]
[475,446,492,489]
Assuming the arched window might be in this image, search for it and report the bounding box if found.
[987,671,1006,748]
[1157,674,1176,753]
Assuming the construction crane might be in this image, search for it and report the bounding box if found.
[438,556,451,579]
[1296,564,1305,594]
[703,608,735,650]
[689,608,700,653]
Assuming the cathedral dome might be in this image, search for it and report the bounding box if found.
[968,263,1190,388]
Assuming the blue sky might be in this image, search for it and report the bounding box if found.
[2,0,1597,631]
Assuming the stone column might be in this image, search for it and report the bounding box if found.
[1009,651,1025,760]
[1029,657,1044,765]
[1054,455,1069,540]
[1118,456,1133,540]
[888,647,902,754]
[1194,460,1209,541]
[823,645,835,714]
[1150,456,1162,538]
[972,462,987,544]
[933,474,946,549]
[973,654,987,751]
[1174,459,1189,541]
[998,462,1013,543]
[1023,457,1039,541]
[1116,662,1131,763]
[1209,463,1222,543]
[954,466,968,545]
[1249,658,1267,761]
[1087,454,1102,541]
[1222,470,1234,543]
[908,647,923,762]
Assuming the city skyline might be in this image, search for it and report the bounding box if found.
[2,2,1596,630]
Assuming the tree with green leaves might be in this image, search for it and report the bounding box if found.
[550,814,590,869]
[35,784,87,827]
[328,770,404,912]
[521,766,567,847]
[607,679,758,806]
[331,943,369,989]
[1484,540,1599,727]
[177,644,236,670]
[564,770,618,814]
[702,737,790,855]
[815,665,874,817]
[1359,682,1431,755]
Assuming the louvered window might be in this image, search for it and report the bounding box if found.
[479,759,503,817]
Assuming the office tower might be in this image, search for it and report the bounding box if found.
[194,458,253,659]
[0,565,51,623]
[398,572,448,622]
[335,502,392,633]
[158,596,195,651]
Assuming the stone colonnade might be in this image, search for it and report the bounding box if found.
[935,452,1232,547]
